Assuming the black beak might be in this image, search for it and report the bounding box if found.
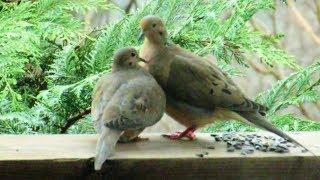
[139,57,148,63]
[138,32,145,42]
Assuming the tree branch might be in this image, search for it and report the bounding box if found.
[249,18,317,120]
[60,107,91,133]
[315,0,320,25]
[287,0,320,45]
[125,0,137,14]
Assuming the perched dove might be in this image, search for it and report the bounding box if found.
[138,15,308,149]
[92,47,166,170]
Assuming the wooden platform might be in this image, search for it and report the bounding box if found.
[0,132,320,179]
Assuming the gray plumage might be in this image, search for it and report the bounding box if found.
[92,47,166,170]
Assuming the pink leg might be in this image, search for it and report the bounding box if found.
[162,126,197,140]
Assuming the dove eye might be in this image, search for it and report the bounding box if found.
[129,62,133,66]
[131,52,136,57]
[152,23,156,28]
[159,31,163,36]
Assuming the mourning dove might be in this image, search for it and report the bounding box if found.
[138,15,308,149]
[92,47,166,170]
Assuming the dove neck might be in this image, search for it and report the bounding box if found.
[141,39,168,64]
[143,38,167,51]
[140,39,172,89]
[112,64,139,73]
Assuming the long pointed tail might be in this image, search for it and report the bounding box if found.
[94,127,122,170]
[238,111,307,149]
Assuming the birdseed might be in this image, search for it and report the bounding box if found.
[206,145,216,149]
[210,132,299,155]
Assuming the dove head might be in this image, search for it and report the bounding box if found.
[112,47,146,72]
[139,15,167,45]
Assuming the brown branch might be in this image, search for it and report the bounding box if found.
[316,102,320,111]
[305,0,317,13]
[249,18,320,120]
[287,0,320,45]
[249,21,314,119]
[315,0,320,25]
[125,0,137,14]
[298,105,313,119]
[249,60,315,119]
[270,0,277,35]
[60,107,91,134]
[247,61,282,80]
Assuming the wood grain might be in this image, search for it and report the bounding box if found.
[0,132,320,179]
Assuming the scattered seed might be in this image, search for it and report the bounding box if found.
[234,144,242,150]
[241,151,247,155]
[210,133,295,154]
[196,153,204,158]
[244,150,254,154]
[206,145,215,149]
[227,146,235,152]
[244,146,254,152]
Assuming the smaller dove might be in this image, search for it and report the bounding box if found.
[91,47,166,170]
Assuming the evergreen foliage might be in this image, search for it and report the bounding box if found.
[0,0,319,134]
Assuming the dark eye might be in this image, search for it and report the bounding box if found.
[131,52,136,57]
[159,31,163,36]
[129,62,133,66]
[152,23,156,28]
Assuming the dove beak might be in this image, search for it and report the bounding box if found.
[138,32,145,42]
[139,57,148,63]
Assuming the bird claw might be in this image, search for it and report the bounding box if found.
[162,131,196,140]
[118,136,149,143]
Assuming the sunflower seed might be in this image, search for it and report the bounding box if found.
[227,146,235,152]
[206,145,215,149]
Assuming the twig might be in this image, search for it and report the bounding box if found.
[125,0,137,14]
[247,61,282,80]
[315,0,320,25]
[316,102,320,111]
[305,0,316,13]
[298,105,313,119]
[287,0,320,45]
[249,60,315,119]
[60,107,91,133]
[249,19,318,120]
[270,1,277,35]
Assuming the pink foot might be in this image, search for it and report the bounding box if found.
[162,126,197,140]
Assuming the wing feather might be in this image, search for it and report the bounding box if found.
[166,55,267,114]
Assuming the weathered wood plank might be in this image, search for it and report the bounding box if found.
[0,132,319,179]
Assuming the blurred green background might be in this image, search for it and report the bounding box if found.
[0,0,319,134]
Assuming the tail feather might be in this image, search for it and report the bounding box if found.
[94,127,122,170]
[239,111,320,176]
[238,111,307,150]
[229,98,269,116]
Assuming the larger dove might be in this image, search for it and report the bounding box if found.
[92,47,166,170]
[138,15,307,150]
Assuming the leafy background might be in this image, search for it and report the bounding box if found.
[0,0,319,134]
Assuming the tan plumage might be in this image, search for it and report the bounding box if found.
[92,47,166,170]
[138,15,307,149]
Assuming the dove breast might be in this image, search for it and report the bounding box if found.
[92,69,166,132]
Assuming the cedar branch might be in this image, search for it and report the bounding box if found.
[60,107,91,133]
